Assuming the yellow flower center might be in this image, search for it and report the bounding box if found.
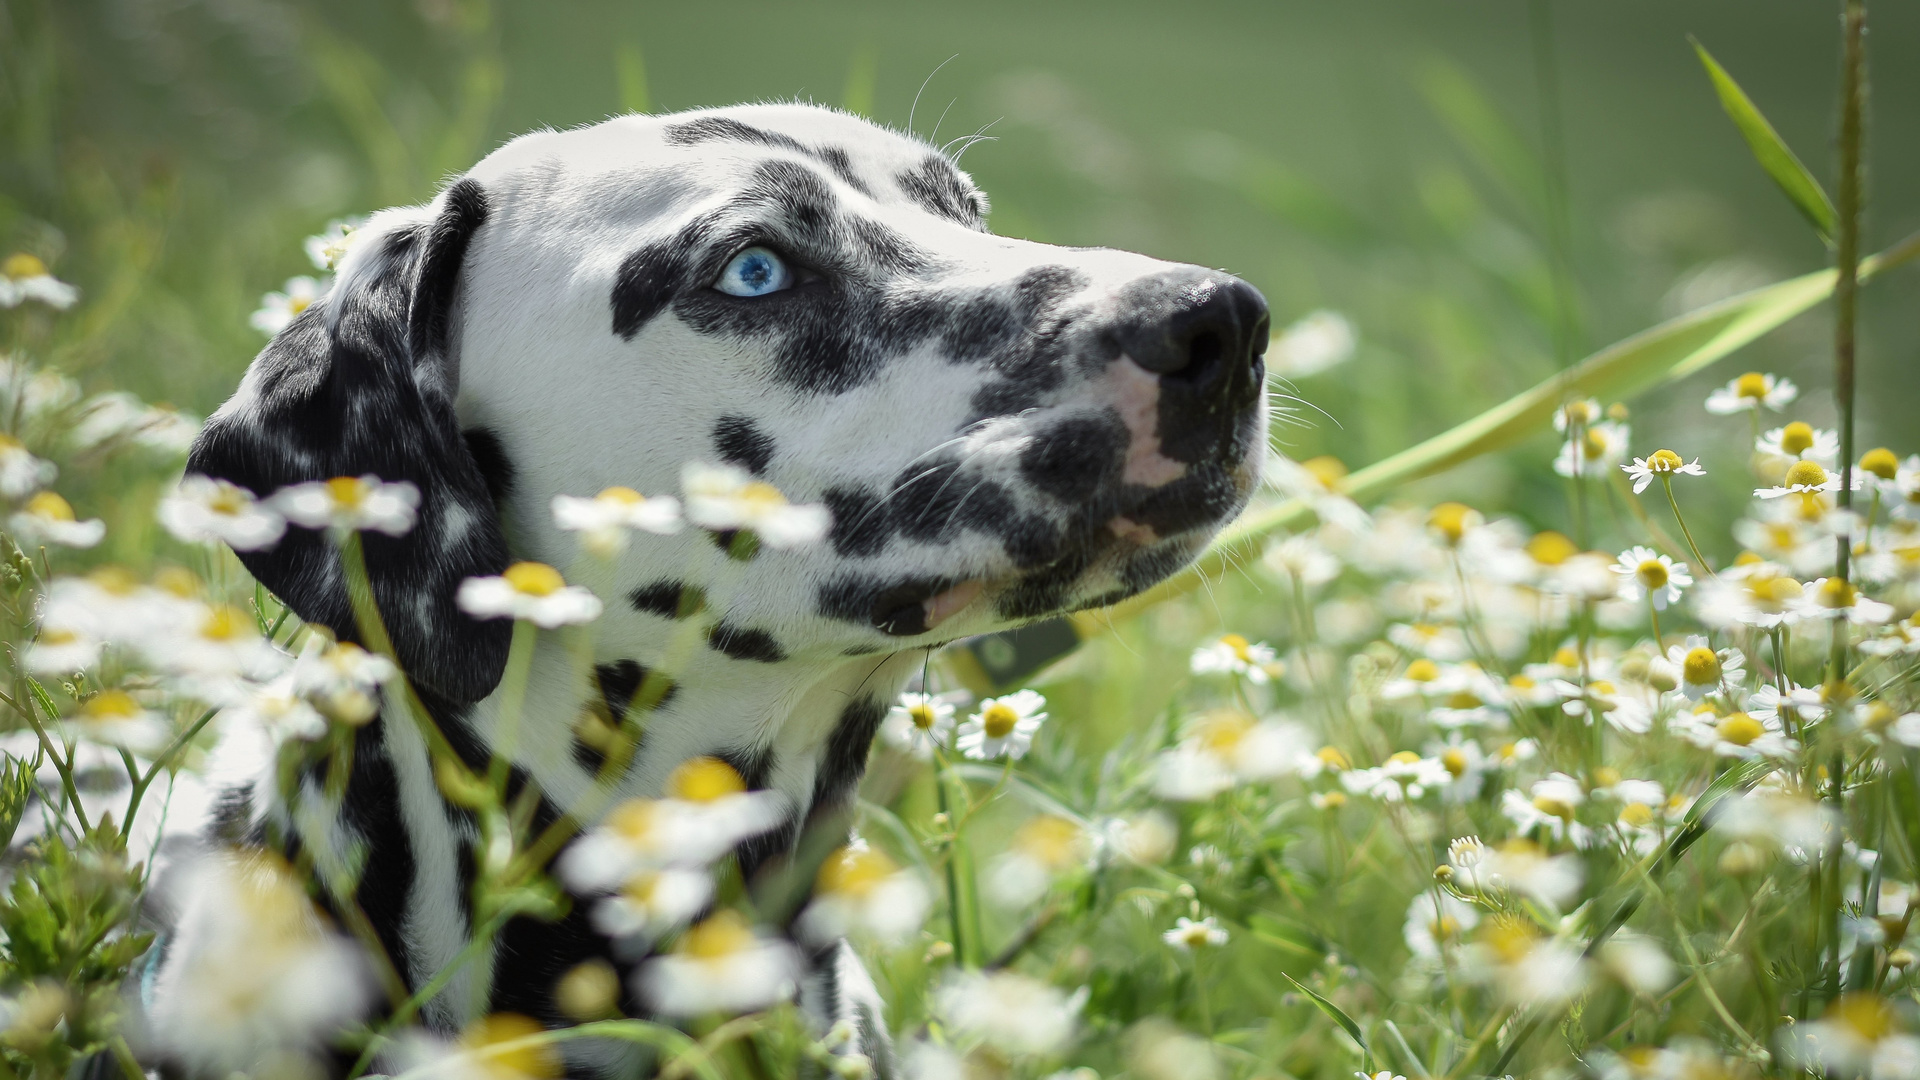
[3,253,49,279]
[1441,748,1469,777]
[667,756,746,802]
[597,485,645,505]
[1647,449,1685,472]
[1302,455,1347,489]
[1864,703,1898,733]
[1445,690,1482,710]
[1316,745,1351,771]
[1194,710,1253,753]
[1619,802,1655,828]
[1405,658,1441,683]
[737,481,788,511]
[82,689,143,722]
[1552,646,1579,668]
[1388,750,1423,766]
[817,846,897,898]
[24,491,75,521]
[1429,915,1460,941]
[1527,531,1577,566]
[1429,502,1475,543]
[1829,993,1895,1043]
[88,566,140,595]
[1532,794,1577,821]
[502,561,565,597]
[1013,815,1083,866]
[1219,632,1252,662]
[1861,448,1899,480]
[1749,575,1803,606]
[200,605,250,641]
[1482,914,1541,963]
[1817,576,1858,610]
[605,799,662,841]
[153,566,199,597]
[1682,647,1721,685]
[0,433,21,452]
[206,484,250,515]
[287,294,312,315]
[1317,791,1347,808]
[1562,400,1599,426]
[1779,422,1817,456]
[458,1013,562,1078]
[907,703,938,730]
[1509,674,1536,690]
[1734,551,1764,567]
[1636,559,1668,589]
[1716,713,1764,746]
[1735,372,1769,399]
[325,475,368,509]
[981,702,1020,739]
[1784,460,1828,489]
[1581,428,1609,459]
[1593,766,1621,787]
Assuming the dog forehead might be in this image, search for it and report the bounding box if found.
[467,104,969,216]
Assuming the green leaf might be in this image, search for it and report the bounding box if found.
[1083,230,1920,628]
[1280,971,1371,1068]
[1692,37,1837,243]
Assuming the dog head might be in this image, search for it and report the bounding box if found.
[191,104,1269,701]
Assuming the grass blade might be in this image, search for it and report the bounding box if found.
[1281,971,1371,1068]
[1079,231,1920,630]
[1692,37,1837,243]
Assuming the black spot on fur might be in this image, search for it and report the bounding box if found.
[713,415,776,475]
[897,155,985,227]
[808,696,888,818]
[462,427,514,507]
[664,116,810,153]
[709,623,786,663]
[610,215,714,340]
[823,486,890,558]
[1019,414,1126,502]
[815,145,872,196]
[629,580,707,620]
[596,659,678,720]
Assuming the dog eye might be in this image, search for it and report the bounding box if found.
[713,246,794,297]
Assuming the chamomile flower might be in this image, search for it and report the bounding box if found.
[1152,710,1315,801]
[1611,547,1690,609]
[1403,889,1479,959]
[69,392,199,455]
[1163,915,1228,951]
[291,638,396,726]
[1501,773,1593,847]
[457,562,604,627]
[1552,398,1604,434]
[879,691,959,759]
[986,815,1090,907]
[1756,459,1856,500]
[559,757,787,890]
[0,434,55,498]
[587,867,713,944]
[955,689,1048,760]
[1553,420,1631,480]
[1797,576,1894,624]
[1666,637,1744,700]
[24,626,101,675]
[936,970,1082,1057]
[303,217,367,272]
[0,253,78,309]
[633,911,801,1018]
[1674,708,1797,760]
[1188,633,1279,682]
[681,462,830,548]
[797,841,931,945]
[1706,371,1798,414]
[1268,310,1356,378]
[213,675,330,749]
[249,275,329,335]
[1621,449,1705,494]
[273,475,419,536]
[63,689,171,754]
[1264,454,1370,531]
[9,491,104,548]
[1758,421,1840,465]
[160,475,288,551]
[551,486,683,558]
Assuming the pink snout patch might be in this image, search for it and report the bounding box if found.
[1098,358,1186,488]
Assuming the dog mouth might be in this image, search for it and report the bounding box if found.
[869,578,986,637]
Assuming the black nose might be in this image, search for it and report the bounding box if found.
[1111,271,1269,406]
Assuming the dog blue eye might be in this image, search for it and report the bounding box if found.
[713,247,793,297]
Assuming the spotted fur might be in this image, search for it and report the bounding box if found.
[172,102,1270,1077]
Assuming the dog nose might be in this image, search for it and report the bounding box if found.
[1112,271,1269,406]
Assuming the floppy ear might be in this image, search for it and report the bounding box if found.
[188,179,512,704]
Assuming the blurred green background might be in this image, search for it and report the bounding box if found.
[3,0,1917,532]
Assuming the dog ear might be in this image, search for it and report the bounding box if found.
[188,179,512,704]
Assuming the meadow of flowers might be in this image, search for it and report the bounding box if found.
[0,5,1916,1080]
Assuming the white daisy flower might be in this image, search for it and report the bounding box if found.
[272,475,418,536]
[878,690,960,759]
[1757,421,1839,465]
[1673,708,1797,760]
[1341,752,1453,802]
[1705,371,1797,414]
[1403,889,1479,959]
[249,275,329,335]
[1621,449,1706,494]
[985,815,1090,907]
[1611,546,1690,609]
[559,757,789,890]
[634,912,801,1018]
[1744,683,1827,727]
[796,841,931,946]
[1665,637,1744,700]
[680,462,830,548]
[290,637,396,726]
[1188,633,1279,683]
[146,603,289,688]
[213,674,330,749]
[936,970,1082,1057]
[1484,840,1586,908]
[1755,459,1860,500]
[24,626,102,675]
[1163,915,1228,951]
[70,392,199,455]
[1268,310,1356,378]
[1151,709,1315,802]
[1264,454,1372,532]
[551,486,684,558]
[457,562,603,627]
[0,253,78,310]
[303,217,367,272]
[9,491,105,548]
[1500,773,1593,848]
[1553,420,1631,480]
[0,433,56,498]
[63,689,171,754]
[160,475,288,551]
[1796,577,1895,625]
[954,689,1048,760]
[1552,398,1604,434]
[587,867,713,945]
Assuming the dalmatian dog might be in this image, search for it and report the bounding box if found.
[176,102,1269,1074]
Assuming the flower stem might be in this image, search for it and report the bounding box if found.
[932,745,969,967]
[1660,476,1714,580]
[1648,601,1663,652]
[1828,0,1866,692]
